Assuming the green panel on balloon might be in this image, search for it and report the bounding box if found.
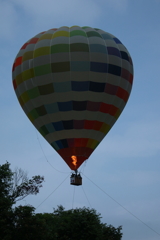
[34,64,51,76]
[86,31,102,38]
[28,87,40,99]
[51,44,69,53]
[70,30,87,37]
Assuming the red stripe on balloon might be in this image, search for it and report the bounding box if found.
[12,62,15,72]
[67,138,89,148]
[84,120,95,129]
[74,138,82,147]
[121,68,130,81]
[29,38,39,44]
[116,87,129,102]
[100,103,118,116]
[84,120,105,131]
[12,56,23,72]
[21,42,29,49]
[13,79,17,90]
[21,38,39,49]
[93,121,103,130]
[129,73,133,85]
[15,56,22,68]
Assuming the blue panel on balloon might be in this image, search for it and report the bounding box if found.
[108,64,121,76]
[120,51,129,62]
[101,33,113,40]
[90,62,108,73]
[113,38,122,44]
[45,103,59,114]
[53,81,71,92]
[107,47,121,57]
[58,101,72,111]
[71,81,89,91]
[90,44,107,53]
[52,121,64,131]
[45,123,55,133]
[89,82,105,92]
[63,120,73,129]
[61,139,69,148]
[51,141,60,151]
[56,140,64,149]
[71,61,90,71]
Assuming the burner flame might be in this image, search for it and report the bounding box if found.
[71,155,77,166]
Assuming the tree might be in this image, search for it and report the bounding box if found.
[0,162,44,240]
[36,205,123,240]
[52,205,103,240]
[12,205,48,240]
[0,162,16,239]
[0,162,44,204]
[101,223,122,240]
[11,165,44,202]
[0,162,122,240]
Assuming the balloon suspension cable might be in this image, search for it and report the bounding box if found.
[82,173,160,238]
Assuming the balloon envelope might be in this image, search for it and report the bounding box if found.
[12,26,133,170]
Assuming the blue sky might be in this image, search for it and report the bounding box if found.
[1,0,160,239]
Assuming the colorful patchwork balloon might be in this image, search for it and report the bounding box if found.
[12,26,133,170]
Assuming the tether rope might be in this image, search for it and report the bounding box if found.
[35,130,69,174]
[81,185,92,208]
[36,174,70,209]
[82,173,160,237]
[72,185,75,209]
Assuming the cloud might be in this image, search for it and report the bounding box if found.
[0,1,18,40]
[0,0,129,42]
[12,0,101,30]
[115,197,160,221]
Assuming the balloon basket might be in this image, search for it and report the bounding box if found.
[70,171,82,186]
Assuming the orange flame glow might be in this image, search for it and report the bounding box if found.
[71,155,77,166]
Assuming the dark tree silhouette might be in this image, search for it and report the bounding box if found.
[0,162,122,240]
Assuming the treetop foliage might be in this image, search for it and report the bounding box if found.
[0,162,122,240]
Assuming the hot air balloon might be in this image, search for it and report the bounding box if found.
[12,26,133,185]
